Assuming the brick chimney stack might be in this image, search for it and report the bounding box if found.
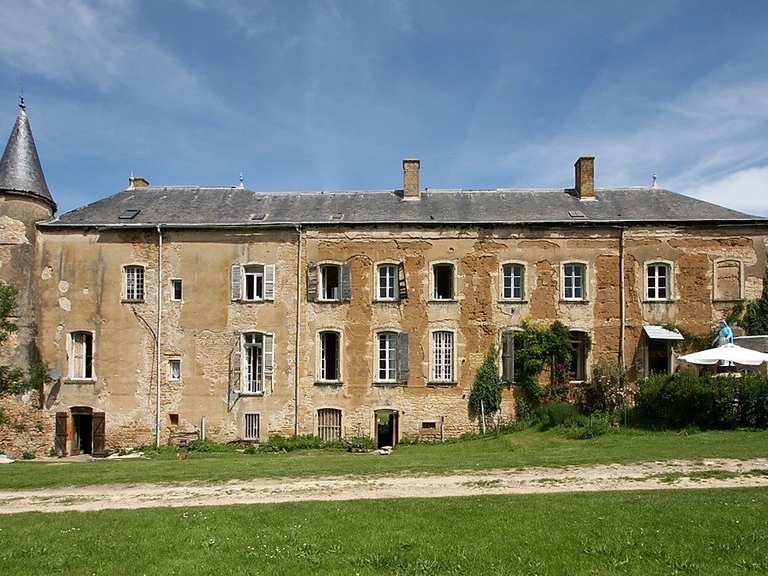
[574,156,595,200]
[129,176,150,189]
[403,159,420,199]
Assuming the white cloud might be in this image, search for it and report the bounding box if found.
[685,166,768,216]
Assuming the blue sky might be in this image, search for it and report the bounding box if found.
[1,0,767,215]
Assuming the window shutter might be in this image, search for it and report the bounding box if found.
[230,264,242,301]
[307,264,318,302]
[264,264,276,301]
[341,263,352,301]
[398,262,408,301]
[396,332,410,384]
[92,412,106,456]
[230,337,242,394]
[263,334,274,393]
[55,412,68,456]
[502,332,515,383]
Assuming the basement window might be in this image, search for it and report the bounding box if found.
[319,331,341,382]
[432,263,455,300]
[69,331,94,380]
[244,413,260,440]
[317,408,342,442]
[422,421,437,429]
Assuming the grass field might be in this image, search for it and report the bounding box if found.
[2,427,767,490]
[1,489,766,575]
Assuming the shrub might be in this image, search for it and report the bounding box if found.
[21,451,35,460]
[469,347,502,418]
[185,439,237,453]
[572,411,612,439]
[576,361,626,415]
[535,400,581,430]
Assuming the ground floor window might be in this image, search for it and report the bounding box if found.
[647,339,671,375]
[317,408,342,442]
[319,331,341,381]
[569,332,588,382]
[244,413,260,440]
[242,332,273,393]
[432,331,454,382]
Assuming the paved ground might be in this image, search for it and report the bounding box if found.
[1,458,767,514]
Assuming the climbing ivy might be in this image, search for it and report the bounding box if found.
[469,347,502,418]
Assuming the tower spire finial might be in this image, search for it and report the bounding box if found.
[18,95,25,111]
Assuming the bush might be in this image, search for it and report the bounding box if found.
[469,347,502,418]
[576,361,626,415]
[251,435,375,453]
[535,400,581,430]
[185,439,237,453]
[21,451,35,460]
[635,373,768,429]
[572,411,612,439]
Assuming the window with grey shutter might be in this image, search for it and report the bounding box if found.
[502,331,516,384]
[230,338,242,397]
[396,332,410,384]
[398,263,408,301]
[264,264,276,301]
[307,264,318,302]
[340,263,352,301]
[263,333,274,392]
[230,264,242,301]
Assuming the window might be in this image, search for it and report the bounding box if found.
[169,358,181,381]
[377,264,398,301]
[170,279,182,301]
[124,265,145,302]
[501,263,525,301]
[422,421,437,429]
[501,330,517,384]
[317,408,342,442]
[377,332,397,382]
[568,332,588,382]
[563,263,585,301]
[432,263,454,300]
[320,264,341,301]
[69,332,94,380]
[243,264,265,301]
[169,413,179,425]
[242,332,274,394]
[244,413,260,440]
[714,259,742,301]
[319,331,341,382]
[646,263,670,301]
[432,331,454,383]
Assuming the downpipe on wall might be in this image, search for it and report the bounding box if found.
[155,224,163,448]
[294,224,302,437]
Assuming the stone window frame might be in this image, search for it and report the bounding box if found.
[240,331,275,395]
[316,328,343,385]
[122,263,146,303]
[67,329,95,382]
[316,407,343,442]
[430,260,458,302]
[429,328,457,385]
[560,261,588,302]
[498,261,527,302]
[373,327,407,384]
[168,357,181,382]
[317,260,345,302]
[712,257,744,302]
[374,261,400,302]
[644,259,674,302]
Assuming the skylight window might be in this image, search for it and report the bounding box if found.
[118,209,141,220]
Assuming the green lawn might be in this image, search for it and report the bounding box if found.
[3,428,768,490]
[2,489,767,575]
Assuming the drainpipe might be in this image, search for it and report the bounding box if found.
[619,226,626,370]
[155,224,163,448]
[293,224,303,437]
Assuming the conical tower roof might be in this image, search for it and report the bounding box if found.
[0,99,55,209]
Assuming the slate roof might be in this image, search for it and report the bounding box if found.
[44,185,765,228]
[0,102,55,208]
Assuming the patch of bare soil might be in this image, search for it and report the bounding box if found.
[1,458,767,514]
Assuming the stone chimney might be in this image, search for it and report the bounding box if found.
[574,156,595,200]
[403,159,420,199]
[129,176,150,189]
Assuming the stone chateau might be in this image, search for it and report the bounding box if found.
[1,102,766,457]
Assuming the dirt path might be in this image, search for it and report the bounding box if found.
[2,458,767,514]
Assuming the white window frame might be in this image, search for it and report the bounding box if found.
[431,329,456,383]
[244,413,260,440]
[713,258,744,301]
[123,265,145,302]
[317,329,342,383]
[170,278,183,302]
[319,262,343,302]
[500,261,525,301]
[568,330,589,383]
[168,358,181,381]
[241,331,274,394]
[561,262,587,301]
[375,331,398,383]
[375,262,398,302]
[242,264,265,302]
[645,261,672,301]
[431,261,456,301]
[68,331,95,381]
[317,407,343,442]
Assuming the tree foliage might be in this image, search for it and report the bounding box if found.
[469,347,502,418]
[732,270,768,336]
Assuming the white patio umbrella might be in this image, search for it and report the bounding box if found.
[678,343,768,366]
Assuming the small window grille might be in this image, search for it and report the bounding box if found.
[317,408,342,442]
[244,413,260,440]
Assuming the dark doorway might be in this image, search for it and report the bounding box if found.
[647,339,671,375]
[375,410,398,448]
[70,407,94,455]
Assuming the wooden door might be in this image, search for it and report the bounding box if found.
[92,412,106,456]
[55,412,68,456]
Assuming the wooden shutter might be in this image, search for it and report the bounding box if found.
[55,412,68,456]
[307,264,318,302]
[396,332,410,384]
[264,264,276,301]
[230,337,242,394]
[263,334,274,393]
[92,412,106,456]
[398,262,408,301]
[340,263,352,301]
[502,332,515,383]
[230,264,242,301]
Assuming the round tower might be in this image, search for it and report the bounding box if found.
[0,99,56,371]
